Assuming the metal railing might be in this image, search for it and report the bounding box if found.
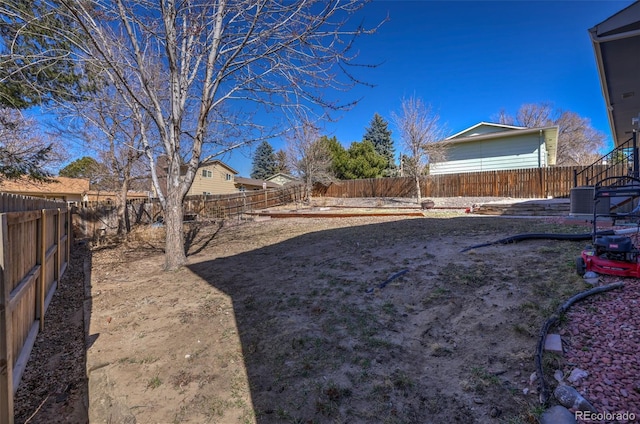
[574,131,638,187]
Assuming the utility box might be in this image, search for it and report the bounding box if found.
[570,187,610,216]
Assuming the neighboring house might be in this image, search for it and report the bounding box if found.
[429,122,559,175]
[234,176,279,192]
[0,176,89,202]
[85,190,150,203]
[266,173,299,186]
[187,160,238,196]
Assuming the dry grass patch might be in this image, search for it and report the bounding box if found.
[81,215,590,424]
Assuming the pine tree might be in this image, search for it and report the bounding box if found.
[0,1,90,108]
[251,141,277,179]
[363,113,396,175]
[326,136,349,179]
[343,140,387,179]
[327,137,387,180]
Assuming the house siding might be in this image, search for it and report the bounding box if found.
[267,174,297,186]
[430,133,547,175]
[187,163,237,195]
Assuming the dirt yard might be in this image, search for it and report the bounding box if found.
[15,208,600,423]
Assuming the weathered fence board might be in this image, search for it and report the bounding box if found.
[0,193,70,424]
[73,185,306,238]
[314,165,608,199]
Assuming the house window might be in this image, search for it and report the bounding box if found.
[225,173,232,181]
[203,192,211,195]
[202,170,212,178]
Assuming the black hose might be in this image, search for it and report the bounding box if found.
[535,282,625,405]
[365,269,409,293]
[460,230,616,253]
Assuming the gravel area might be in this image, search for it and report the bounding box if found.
[13,242,89,423]
[312,196,518,209]
[561,275,640,421]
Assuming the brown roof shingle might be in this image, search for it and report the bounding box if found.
[0,176,90,195]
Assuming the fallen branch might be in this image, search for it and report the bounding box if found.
[24,395,50,424]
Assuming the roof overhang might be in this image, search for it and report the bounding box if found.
[590,1,640,146]
[234,177,279,189]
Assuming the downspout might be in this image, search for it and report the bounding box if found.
[538,130,544,196]
[538,130,543,167]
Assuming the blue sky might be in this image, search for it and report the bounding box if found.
[222,0,636,177]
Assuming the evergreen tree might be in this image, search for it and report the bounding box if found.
[250,141,277,179]
[59,156,100,179]
[0,1,91,108]
[327,137,386,180]
[59,156,107,187]
[326,136,349,179]
[343,140,387,179]
[363,113,396,175]
[0,107,61,181]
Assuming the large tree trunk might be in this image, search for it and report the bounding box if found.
[305,180,313,204]
[116,179,129,235]
[414,174,422,204]
[164,187,187,271]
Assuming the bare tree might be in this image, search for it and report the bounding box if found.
[287,122,335,201]
[45,0,380,270]
[554,111,605,166]
[0,108,67,180]
[61,83,151,234]
[492,108,515,126]
[274,149,290,175]
[393,97,446,204]
[515,102,554,128]
[496,102,606,165]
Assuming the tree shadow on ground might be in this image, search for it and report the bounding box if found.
[186,216,558,423]
[184,220,225,256]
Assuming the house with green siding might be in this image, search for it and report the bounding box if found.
[429,122,559,175]
[266,173,299,186]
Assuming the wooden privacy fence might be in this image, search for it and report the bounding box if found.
[72,184,306,238]
[143,184,306,223]
[180,184,306,219]
[0,193,71,424]
[314,165,604,199]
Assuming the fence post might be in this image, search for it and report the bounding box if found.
[0,214,14,424]
[633,130,638,179]
[56,209,61,287]
[39,210,46,332]
[67,206,71,265]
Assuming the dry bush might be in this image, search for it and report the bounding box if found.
[126,224,166,244]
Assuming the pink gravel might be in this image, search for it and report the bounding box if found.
[561,276,640,423]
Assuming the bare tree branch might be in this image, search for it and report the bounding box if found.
[393,96,446,204]
[496,102,606,166]
[286,119,335,201]
[48,0,381,270]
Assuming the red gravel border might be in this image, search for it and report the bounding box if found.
[561,276,640,422]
